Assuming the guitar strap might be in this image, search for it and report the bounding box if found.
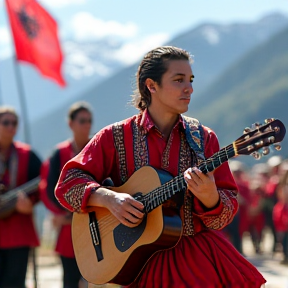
[182,115,205,160]
[182,116,205,236]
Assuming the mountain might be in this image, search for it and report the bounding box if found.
[186,26,288,165]
[168,13,288,93]
[25,13,288,159]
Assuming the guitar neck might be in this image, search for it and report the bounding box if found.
[143,143,236,213]
[0,176,40,203]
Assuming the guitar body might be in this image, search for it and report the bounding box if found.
[71,118,286,285]
[72,166,183,285]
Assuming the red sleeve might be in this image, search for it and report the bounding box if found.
[55,126,116,212]
[192,126,239,230]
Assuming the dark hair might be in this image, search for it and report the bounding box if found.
[68,101,93,121]
[0,106,19,121]
[132,46,193,111]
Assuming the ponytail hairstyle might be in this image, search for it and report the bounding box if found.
[131,46,193,111]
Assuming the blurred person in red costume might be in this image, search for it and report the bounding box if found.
[0,106,42,288]
[39,102,93,288]
[247,169,267,254]
[54,46,266,288]
[265,155,283,252]
[273,160,288,265]
[222,160,250,254]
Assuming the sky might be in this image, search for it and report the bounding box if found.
[0,0,288,64]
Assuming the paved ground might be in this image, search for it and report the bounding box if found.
[26,231,288,288]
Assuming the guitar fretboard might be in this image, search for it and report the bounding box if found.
[0,177,40,204]
[142,144,235,213]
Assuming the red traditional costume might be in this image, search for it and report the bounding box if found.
[55,110,266,288]
[0,141,41,249]
[273,202,288,233]
[39,140,76,258]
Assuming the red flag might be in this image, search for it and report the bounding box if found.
[5,0,66,86]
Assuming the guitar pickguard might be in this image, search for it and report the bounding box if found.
[113,216,147,252]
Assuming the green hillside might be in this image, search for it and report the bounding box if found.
[187,26,288,163]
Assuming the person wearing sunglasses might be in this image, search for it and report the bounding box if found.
[39,101,93,288]
[0,106,42,288]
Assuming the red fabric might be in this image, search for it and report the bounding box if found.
[56,112,238,217]
[55,111,265,287]
[40,140,75,257]
[39,160,63,214]
[273,202,288,232]
[127,231,265,288]
[0,141,39,248]
[265,176,279,198]
[5,0,66,86]
[248,191,265,234]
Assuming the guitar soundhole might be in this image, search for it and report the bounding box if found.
[113,216,147,252]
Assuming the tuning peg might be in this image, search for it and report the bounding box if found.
[265,118,275,124]
[251,122,261,130]
[262,147,270,156]
[251,151,262,160]
[243,127,251,134]
[273,143,282,151]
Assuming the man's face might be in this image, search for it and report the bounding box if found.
[0,113,18,141]
[70,110,92,139]
[150,60,194,115]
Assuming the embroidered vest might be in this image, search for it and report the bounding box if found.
[112,115,205,236]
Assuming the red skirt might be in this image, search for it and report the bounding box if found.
[125,230,266,288]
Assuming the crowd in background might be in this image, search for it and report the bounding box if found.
[223,155,288,265]
[0,103,92,288]
[0,101,287,288]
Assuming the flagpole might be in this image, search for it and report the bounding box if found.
[13,55,31,144]
[0,69,3,105]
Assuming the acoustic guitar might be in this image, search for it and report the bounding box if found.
[0,176,40,219]
[72,118,286,285]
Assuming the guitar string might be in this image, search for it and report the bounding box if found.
[143,145,235,211]
[90,141,255,239]
[86,138,268,238]
[0,179,39,203]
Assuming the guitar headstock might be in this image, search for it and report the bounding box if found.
[234,118,286,159]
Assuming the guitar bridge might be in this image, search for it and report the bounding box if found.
[88,211,103,262]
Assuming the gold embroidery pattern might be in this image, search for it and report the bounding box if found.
[64,183,87,212]
[181,117,204,236]
[63,169,95,184]
[192,134,202,149]
[183,195,194,236]
[178,131,196,236]
[178,132,192,174]
[62,169,96,211]
[201,189,237,230]
[132,121,148,170]
[161,132,174,170]
[112,122,128,183]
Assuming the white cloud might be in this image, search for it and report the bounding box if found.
[111,33,170,65]
[64,50,110,79]
[39,0,86,8]
[71,12,138,42]
[0,27,11,45]
[0,27,12,59]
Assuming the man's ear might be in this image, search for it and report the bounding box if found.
[145,78,157,93]
[68,120,73,130]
